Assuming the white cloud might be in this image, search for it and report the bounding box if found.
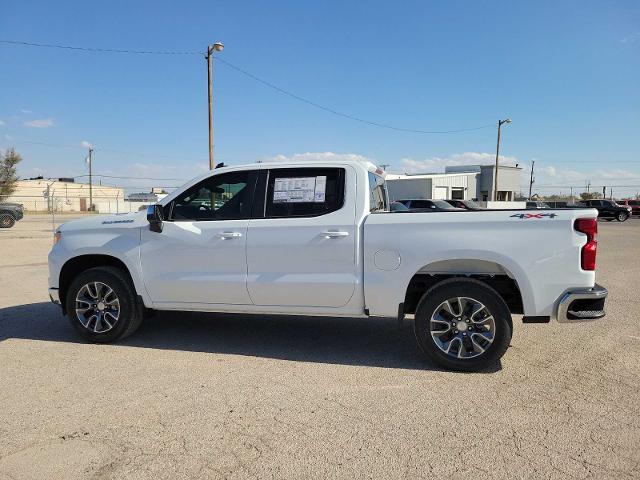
[24,118,54,128]
[621,32,640,44]
[263,151,373,164]
[80,140,93,148]
[0,120,5,126]
[400,152,519,174]
[20,109,33,114]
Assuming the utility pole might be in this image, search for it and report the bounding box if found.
[88,147,93,212]
[602,186,606,199]
[527,160,535,200]
[493,118,512,201]
[206,42,224,170]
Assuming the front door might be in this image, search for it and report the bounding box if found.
[246,166,357,308]
[140,170,257,306]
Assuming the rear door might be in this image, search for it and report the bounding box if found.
[246,166,357,307]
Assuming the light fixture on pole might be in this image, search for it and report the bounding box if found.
[206,42,224,170]
[493,118,512,201]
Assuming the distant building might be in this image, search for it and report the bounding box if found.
[445,164,522,201]
[4,178,123,212]
[386,164,522,202]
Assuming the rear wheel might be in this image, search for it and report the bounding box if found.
[616,212,628,222]
[65,266,144,342]
[414,278,512,372]
[0,214,15,228]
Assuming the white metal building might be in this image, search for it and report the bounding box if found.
[385,172,477,201]
[386,164,522,202]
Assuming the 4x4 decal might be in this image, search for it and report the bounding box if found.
[510,213,557,219]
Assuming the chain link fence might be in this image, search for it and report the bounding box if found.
[1,194,153,214]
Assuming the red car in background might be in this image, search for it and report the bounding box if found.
[618,199,640,217]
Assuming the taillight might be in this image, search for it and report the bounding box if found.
[575,218,597,271]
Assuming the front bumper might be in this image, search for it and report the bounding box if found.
[49,288,60,305]
[555,283,608,323]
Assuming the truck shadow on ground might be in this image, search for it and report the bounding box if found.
[0,302,502,372]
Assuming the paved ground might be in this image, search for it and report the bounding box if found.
[1,214,639,479]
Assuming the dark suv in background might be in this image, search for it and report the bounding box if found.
[0,202,24,228]
[579,199,632,222]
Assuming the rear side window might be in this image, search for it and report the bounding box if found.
[265,168,345,218]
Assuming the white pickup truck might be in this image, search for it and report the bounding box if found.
[48,160,607,371]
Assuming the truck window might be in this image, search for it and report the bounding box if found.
[265,168,345,218]
[169,171,254,221]
[368,172,388,212]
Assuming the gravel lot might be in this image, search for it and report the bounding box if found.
[1,214,639,479]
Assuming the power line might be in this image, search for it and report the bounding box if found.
[1,39,496,135]
[0,39,201,55]
[2,139,208,163]
[74,173,189,181]
[215,57,496,134]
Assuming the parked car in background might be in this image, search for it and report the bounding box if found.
[390,201,410,212]
[444,199,484,210]
[396,199,462,211]
[526,201,551,209]
[617,199,640,217]
[579,199,631,222]
[0,202,24,228]
[48,159,608,372]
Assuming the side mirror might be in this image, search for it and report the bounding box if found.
[147,204,164,233]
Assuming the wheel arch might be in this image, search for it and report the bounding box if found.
[402,259,527,320]
[59,254,139,314]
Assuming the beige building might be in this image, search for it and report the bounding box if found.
[4,178,124,212]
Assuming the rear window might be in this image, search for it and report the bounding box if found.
[368,172,388,212]
[265,168,345,218]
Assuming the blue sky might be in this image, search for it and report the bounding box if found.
[0,0,638,196]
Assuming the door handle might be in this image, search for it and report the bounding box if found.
[217,231,242,239]
[321,230,349,238]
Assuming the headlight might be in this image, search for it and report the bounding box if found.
[53,231,62,245]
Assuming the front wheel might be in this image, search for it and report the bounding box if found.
[414,278,512,372]
[617,212,628,222]
[0,214,16,228]
[65,266,144,343]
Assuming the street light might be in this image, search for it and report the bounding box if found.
[206,42,224,170]
[493,118,512,201]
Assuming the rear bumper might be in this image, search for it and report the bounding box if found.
[555,283,608,323]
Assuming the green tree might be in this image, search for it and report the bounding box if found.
[579,191,601,200]
[0,148,23,198]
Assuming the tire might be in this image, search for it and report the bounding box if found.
[616,212,628,222]
[414,278,512,372]
[0,214,16,228]
[65,266,144,343]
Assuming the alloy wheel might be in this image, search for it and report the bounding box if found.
[430,296,496,359]
[75,281,120,333]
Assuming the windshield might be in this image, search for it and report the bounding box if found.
[432,200,457,209]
